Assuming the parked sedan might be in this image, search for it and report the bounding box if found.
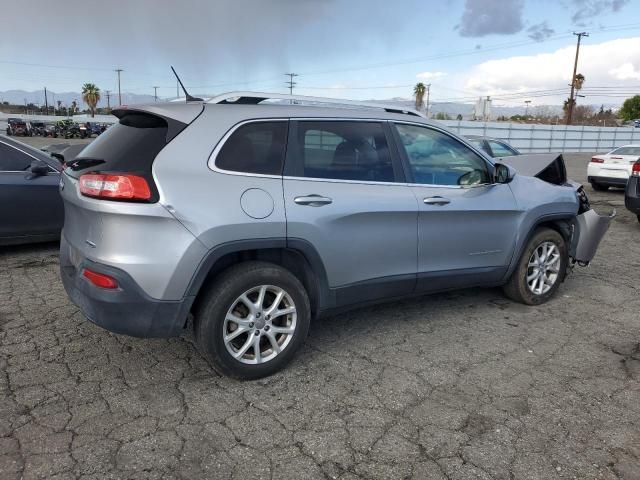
[588,144,640,191]
[465,135,520,158]
[625,159,640,223]
[0,136,64,245]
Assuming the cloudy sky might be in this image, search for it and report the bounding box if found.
[1,0,639,107]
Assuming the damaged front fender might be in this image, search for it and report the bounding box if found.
[571,208,616,264]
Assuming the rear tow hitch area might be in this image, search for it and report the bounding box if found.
[571,208,616,266]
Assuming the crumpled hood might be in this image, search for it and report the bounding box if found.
[499,153,568,187]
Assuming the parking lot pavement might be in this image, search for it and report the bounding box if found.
[1,153,638,480]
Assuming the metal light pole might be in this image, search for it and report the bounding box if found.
[153,86,159,102]
[425,84,431,117]
[524,100,531,117]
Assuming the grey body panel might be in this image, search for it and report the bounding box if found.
[283,178,418,288]
[411,183,519,276]
[59,100,611,341]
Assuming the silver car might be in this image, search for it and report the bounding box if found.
[59,92,613,379]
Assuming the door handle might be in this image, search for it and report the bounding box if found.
[294,195,333,207]
[423,196,451,206]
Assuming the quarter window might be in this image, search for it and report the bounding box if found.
[216,121,287,175]
[0,143,31,171]
[488,140,518,157]
[395,124,490,186]
[295,121,394,182]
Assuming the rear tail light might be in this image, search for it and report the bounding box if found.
[82,269,118,289]
[632,163,640,177]
[590,157,604,163]
[79,173,151,201]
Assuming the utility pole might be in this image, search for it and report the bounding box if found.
[44,87,49,115]
[566,32,588,125]
[524,100,531,117]
[425,84,431,118]
[115,68,123,105]
[285,73,299,96]
[105,90,111,112]
[153,86,159,102]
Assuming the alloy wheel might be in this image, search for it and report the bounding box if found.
[223,285,297,364]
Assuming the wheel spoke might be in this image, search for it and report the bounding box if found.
[265,331,281,354]
[226,313,252,327]
[239,294,257,314]
[256,285,267,309]
[271,307,296,319]
[270,325,295,335]
[253,335,262,363]
[224,326,249,343]
[527,269,539,282]
[265,290,285,315]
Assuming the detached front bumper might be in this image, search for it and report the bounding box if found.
[59,235,191,338]
[571,208,615,264]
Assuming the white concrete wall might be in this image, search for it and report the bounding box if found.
[440,120,640,153]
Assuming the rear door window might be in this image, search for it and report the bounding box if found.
[215,121,287,175]
[292,121,395,182]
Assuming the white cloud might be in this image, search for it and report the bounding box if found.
[416,71,446,81]
[463,37,640,102]
[609,62,640,80]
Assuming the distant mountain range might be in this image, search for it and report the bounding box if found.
[1,89,599,119]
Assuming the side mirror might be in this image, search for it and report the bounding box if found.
[29,160,51,177]
[494,163,516,184]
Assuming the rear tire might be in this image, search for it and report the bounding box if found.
[503,228,568,305]
[194,261,310,379]
[591,182,609,191]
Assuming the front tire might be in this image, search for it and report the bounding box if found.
[194,261,310,379]
[503,228,568,305]
[591,182,609,191]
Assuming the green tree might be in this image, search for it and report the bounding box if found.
[82,83,101,117]
[619,95,640,121]
[413,83,426,111]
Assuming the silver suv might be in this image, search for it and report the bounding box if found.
[59,92,613,379]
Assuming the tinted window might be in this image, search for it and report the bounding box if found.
[67,113,170,178]
[467,138,489,154]
[0,143,31,171]
[216,121,287,175]
[295,121,394,182]
[396,124,490,186]
[488,140,518,157]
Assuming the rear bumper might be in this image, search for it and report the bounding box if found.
[625,176,640,214]
[588,175,628,187]
[59,235,191,338]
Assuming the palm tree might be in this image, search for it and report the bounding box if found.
[413,83,426,111]
[82,83,101,117]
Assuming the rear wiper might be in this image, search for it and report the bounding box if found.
[66,158,105,171]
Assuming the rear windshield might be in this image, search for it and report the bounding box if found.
[65,113,169,178]
[610,146,640,156]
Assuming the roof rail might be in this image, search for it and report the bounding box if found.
[206,91,425,117]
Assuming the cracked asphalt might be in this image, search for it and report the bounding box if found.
[1,152,639,480]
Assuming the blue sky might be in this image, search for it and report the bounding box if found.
[1,0,639,107]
